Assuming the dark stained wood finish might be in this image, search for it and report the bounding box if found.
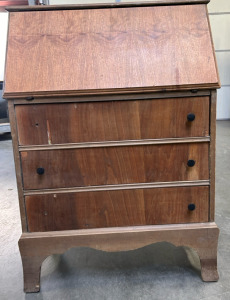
[21,143,209,190]
[25,186,209,232]
[16,97,210,145]
[4,5,219,98]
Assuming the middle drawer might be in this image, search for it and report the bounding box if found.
[21,143,209,190]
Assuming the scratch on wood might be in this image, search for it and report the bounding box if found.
[46,120,52,145]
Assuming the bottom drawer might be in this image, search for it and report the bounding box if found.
[25,186,209,232]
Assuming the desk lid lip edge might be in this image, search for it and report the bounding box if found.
[5,1,210,13]
[3,83,220,100]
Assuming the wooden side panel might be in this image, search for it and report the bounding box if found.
[25,186,209,232]
[4,5,219,98]
[15,97,210,145]
[7,100,28,232]
[21,143,209,190]
[209,91,216,221]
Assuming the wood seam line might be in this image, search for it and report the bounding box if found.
[12,91,211,104]
[209,90,216,222]
[20,222,218,240]
[3,84,219,99]
[19,137,210,151]
[23,180,210,196]
[7,100,28,232]
[5,1,210,13]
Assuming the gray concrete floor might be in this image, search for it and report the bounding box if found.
[0,121,230,300]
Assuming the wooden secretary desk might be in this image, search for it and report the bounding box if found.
[4,0,220,293]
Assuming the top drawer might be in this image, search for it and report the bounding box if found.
[15,97,209,145]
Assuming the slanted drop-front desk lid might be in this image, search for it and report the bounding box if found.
[3,1,220,98]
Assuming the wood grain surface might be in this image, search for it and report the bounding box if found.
[7,101,28,232]
[16,97,209,145]
[4,5,219,98]
[21,143,209,190]
[25,186,209,232]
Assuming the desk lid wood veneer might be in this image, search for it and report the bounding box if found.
[3,0,220,98]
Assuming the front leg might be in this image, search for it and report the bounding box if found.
[20,254,46,293]
[19,237,47,293]
[200,257,219,282]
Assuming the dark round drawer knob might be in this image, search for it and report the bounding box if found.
[188,203,196,211]
[187,160,196,167]
[25,96,34,101]
[187,113,195,121]
[37,167,45,175]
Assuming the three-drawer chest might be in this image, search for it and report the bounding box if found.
[4,0,220,292]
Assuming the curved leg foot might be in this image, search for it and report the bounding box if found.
[193,226,219,282]
[20,255,46,293]
[19,238,47,294]
[200,258,219,282]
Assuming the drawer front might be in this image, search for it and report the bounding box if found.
[21,143,209,190]
[25,186,209,232]
[16,97,209,145]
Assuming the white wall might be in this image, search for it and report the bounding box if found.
[208,0,230,119]
[0,12,8,81]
